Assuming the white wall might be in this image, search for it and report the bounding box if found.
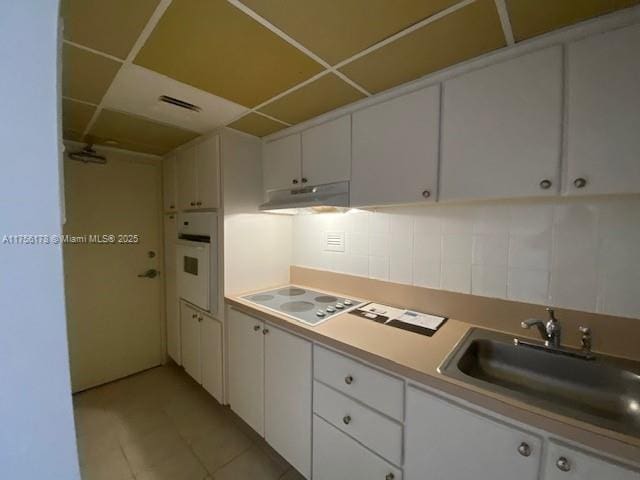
[292,196,640,319]
[0,2,80,479]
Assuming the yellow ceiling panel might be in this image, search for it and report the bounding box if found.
[134,0,324,108]
[86,134,168,156]
[89,109,199,154]
[259,74,365,124]
[228,113,288,137]
[63,130,85,143]
[62,99,96,133]
[507,0,640,41]
[340,0,506,94]
[61,0,160,59]
[62,44,122,104]
[238,0,460,65]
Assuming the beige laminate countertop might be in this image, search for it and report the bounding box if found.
[226,284,640,465]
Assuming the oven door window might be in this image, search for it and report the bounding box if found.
[183,256,198,275]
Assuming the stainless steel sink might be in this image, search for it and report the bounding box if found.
[439,328,640,438]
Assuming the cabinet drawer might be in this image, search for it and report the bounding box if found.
[313,415,402,480]
[314,381,403,465]
[314,346,404,420]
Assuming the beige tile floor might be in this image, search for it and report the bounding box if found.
[73,364,305,480]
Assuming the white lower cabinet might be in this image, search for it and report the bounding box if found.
[313,415,402,480]
[405,385,542,480]
[227,307,312,478]
[180,301,223,402]
[543,440,640,480]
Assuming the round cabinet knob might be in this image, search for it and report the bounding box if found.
[539,179,552,190]
[301,178,308,184]
[253,325,261,332]
[556,457,571,472]
[170,204,175,209]
[263,328,269,335]
[196,201,202,206]
[292,179,299,184]
[573,177,587,189]
[198,316,203,322]
[190,201,195,206]
[342,415,351,425]
[422,190,431,199]
[344,375,354,385]
[385,474,395,480]
[517,442,531,457]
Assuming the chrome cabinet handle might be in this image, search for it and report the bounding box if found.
[422,190,431,199]
[198,316,203,322]
[573,177,587,189]
[342,415,351,425]
[137,269,159,278]
[539,179,552,190]
[169,204,175,209]
[556,457,571,472]
[517,442,531,457]
[190,201,195,206]
[385,474,395,480]
[253,325,261,332]
[196,201,202,206]
[301,177,308,184]
[292,179,298,184]
[344,375,354,385]
[263,328,269,335]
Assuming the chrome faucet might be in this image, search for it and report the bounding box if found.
[521,307,562,348]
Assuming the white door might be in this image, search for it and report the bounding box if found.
[566,23,640,195]
[263,134,301,191]
[301,116,351,186]
[63,152,162,392]
[195,135,220,209]
[180,302,201,383]
[164,213,180,364]
[405,386,541,480]
[313,415,402,480]
[162,154,177,212]
[228,308,265,435]
[440,46,563,201]
[543,441,640,480]
[264,325,312,478]
[201,313,223,402]
[351,86,440,207]
[176,145,197,210]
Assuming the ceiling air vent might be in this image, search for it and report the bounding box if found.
[158,95,202,112]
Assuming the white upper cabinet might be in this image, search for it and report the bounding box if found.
[263,134,301,192]
[195,135,220,209]
[162,154,177,212]
[441,46,563,201]
[543,441,640,480]
[351,85,440,207]
[301,116,351,186]
[566,24,640,195]
[176,145,197,210]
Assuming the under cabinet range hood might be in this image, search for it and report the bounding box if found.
[259,181,349,211]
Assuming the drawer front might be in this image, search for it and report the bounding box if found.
[314,381,403,465]
[314,345,404,420]
[313,415,402,480]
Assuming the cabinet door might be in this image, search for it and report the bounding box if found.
[228,308,265,435]
[405,386,541,480]
[543,441,640,480]
[164,214,180,364]
[162,154,177,212]
[180,302,201,383]
[566,24,640,195]
[264,325,312,479]
[313,415,402,480]
[352,86,440,207]
[441,46,562,201]
[301,116,350,186]
[176,145,197,210]
[195,135,219,209]
[200,313,223,402]
[263,134,301,192]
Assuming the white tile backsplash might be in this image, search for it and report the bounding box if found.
[291,196,640,319]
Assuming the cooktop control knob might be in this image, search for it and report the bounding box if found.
[335,303,345,309]
[326,306,336,313]
[316,310,326,317]
[343,299,352,306]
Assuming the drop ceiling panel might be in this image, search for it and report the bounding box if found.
[134,0,324,107]
[238,0,460,65]
[102,64,249,134]
[61,0,160,59]
[259,74,365,124]
[62,99,96,133]
[89,109,199,155]
[228,113,288,137]
[63,130,85,143]
[506,0,640,41]
[62,44,122,104]
[340,0,506,94]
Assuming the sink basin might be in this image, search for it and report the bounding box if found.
[439,328,640,438]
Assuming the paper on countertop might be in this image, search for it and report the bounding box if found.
[396,310,446,330]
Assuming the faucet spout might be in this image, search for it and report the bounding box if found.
[521,318,549,342]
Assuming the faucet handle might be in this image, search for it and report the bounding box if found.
[578,326,591,334]
[545,307,558,322]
